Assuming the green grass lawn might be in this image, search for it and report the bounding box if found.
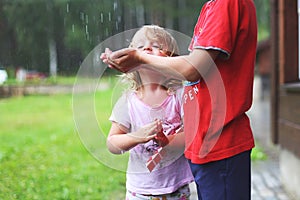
[0,81,266,199]
[0,91,126,200]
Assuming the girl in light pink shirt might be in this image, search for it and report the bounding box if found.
[106,25,194,200]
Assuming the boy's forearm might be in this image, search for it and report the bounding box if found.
[142,49,219,82]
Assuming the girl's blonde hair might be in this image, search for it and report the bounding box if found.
[122,25,182,92]
[130,25,179,56]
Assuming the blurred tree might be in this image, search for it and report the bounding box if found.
[0,0,269,76]
[3,1,49,71]
[3,1,65,75]
[254,0,270,40]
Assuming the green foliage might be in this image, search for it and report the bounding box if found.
[251,146,268,161]
[0,1,270,76]
[0,92,126,199]
[254,0,271,41]
[3,1,49,69]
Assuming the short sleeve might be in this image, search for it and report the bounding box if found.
[109,92,131,129]
[189,0,240,58]
[175,87,184,119]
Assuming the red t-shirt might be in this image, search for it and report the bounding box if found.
[184,0,257,164]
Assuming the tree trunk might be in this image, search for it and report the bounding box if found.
[49,38,57,77]
[46,0,57,78]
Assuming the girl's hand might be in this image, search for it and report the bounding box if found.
[128,120,161,143]
[154,129,169,147]
[150,120,168,147]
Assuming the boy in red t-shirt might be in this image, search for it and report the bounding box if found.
[101,0,257,199]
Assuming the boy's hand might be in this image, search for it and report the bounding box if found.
[100,48,118,70]
[100,48,143,73]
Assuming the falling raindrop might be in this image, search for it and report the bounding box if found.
[66,3,69,13]
[100,13,103,23]
[85,15,89,24]
[85,25,90,41]
[108,12,111,21]
[72,24,75,32]
[116,16,121,31]
[80,12,84,21]
[85,25,89,35]
[113,2,117,11]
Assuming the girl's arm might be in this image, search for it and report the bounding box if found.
[106,121,160,154]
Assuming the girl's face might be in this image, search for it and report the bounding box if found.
[134,38,168,80]
[131,30,169,82]
[131,30,168,57]
[135,39,167,57]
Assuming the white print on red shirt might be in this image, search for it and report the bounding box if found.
[183,85,199,104]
